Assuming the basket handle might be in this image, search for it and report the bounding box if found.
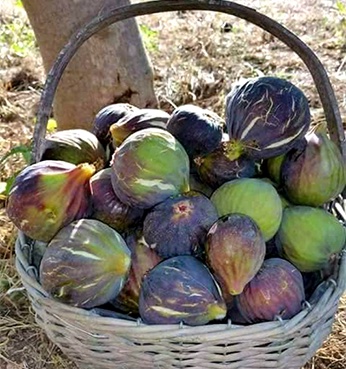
[32,0,346,162]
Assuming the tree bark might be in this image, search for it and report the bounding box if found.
[22,0,157,131]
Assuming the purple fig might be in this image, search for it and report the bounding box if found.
[139,255,226,325]
[110,108,170,147]
[189,173,213,197]
[143,191,218,258]
[167,104,223,159]
[92,103,139,148]
[6,160,94,242]
[206,213,266,296]
[195,141,257,189]
[39,129,106,170]
[89,168,144,233]
[236,258,305,323]
[225,76,311,159]
[111,230,162,314]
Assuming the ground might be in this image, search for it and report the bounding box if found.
[0,0,346,368]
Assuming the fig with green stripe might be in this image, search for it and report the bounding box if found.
[40,219,131,308]
[111,127,190,209]
[139,255,226,326]
[6,160,95,242]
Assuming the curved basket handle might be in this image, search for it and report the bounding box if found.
[32,0,346,162]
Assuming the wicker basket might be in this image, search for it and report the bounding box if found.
[15,1,346,368]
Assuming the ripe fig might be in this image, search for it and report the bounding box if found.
[281,130,346,206]
[211,178,283,241]
[236,258,305,323]
[143,191,218,258]
[167,104,223,159]
[40,219,131,308]
[6,160,94,242]
[206,214,266,296]
[89,168,144,233]
[139,255,226,325]
[38,129,106,170]
[189,173,213,197]
[111,230,162,314]
[277,206,346,272]
[111,128,190,209]
[301,271,324,301]
[225,76,311,159]
[92,103,139,148]
[110,108,170,147]
[195,141,257,189]
[262,154,286,185]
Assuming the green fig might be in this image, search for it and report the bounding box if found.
[211,178,283,241]
[281,130,346,206]
[111,128,190,209]
[40,219,131,308]
[110,108,170,147]
[277,206,346,272]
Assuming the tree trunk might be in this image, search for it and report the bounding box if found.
[22,0,157,131]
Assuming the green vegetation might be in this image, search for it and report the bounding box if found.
[0,1,37,64]
[0,143,32,199]
[139,24,159,52]
[0,20,36,59]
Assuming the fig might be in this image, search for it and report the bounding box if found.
[143,191,218,258]
[40,219,131,308]
[92,103,139,148]
[205,214,266,296]
[89,168,144,233]
[189,173,213,197]
[111,230,162,314]
[265,237,281,259]
[281,130,346,207]
[167,104,223,158]
[225,76,311,159]
[111,128,190,209]
[277,206,346,272]
[262,154,286,185]
[301,271,324,301]
[6,160,94,242]
[139,255,226,325]
[236,258,305,323]
[211,178,283,241]
[110,108,170,147]
[195,142,257,189]
[38,129,106,170]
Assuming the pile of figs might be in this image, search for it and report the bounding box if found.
[7,75,346,326]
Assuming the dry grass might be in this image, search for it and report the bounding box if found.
[1,0,346,368]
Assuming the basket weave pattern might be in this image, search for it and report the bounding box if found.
[16,231,345,369]
[14,1,346,368]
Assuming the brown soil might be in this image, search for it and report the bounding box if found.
[1,0,346,368]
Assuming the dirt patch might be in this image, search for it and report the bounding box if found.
[1,1,346,368]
